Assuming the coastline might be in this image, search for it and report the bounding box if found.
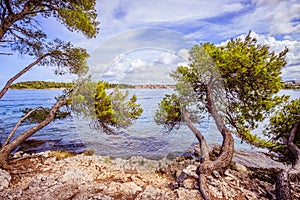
[0,149,298,199]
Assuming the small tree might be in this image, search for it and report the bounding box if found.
[264,99,300,199]
[72,80,143,134]
[155,32,288,199]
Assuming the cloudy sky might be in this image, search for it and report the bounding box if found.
[1,0,300,86]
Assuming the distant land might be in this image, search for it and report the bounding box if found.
[10,81,73,90]
[10,80,300,90]
[10,81,176,90]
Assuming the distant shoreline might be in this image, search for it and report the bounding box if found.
[9,88,67,90]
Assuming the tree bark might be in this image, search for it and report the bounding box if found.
[276,169,292,200]
[203,84,234,172]
[182,107,210,162]
[2,106,43,147]
[276,122,300,200]
[287,123,300,170]
[0,1,34,40]
[192,84,234,200]
[0,99,67,167]
[0,53,50,99]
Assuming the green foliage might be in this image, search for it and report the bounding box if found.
[10,81,135,90]
[265,98,300,164]
[11,81,74,89]
[72,80,143,133]
[56,0,99,38]
[109,83,135,89]
[38,39,89,76]
[21,107,71,123]
[156,32,288,146]
[0,0,99,56]
[94,81,115,129]
[199,33,286,142]
[155,94,182,131]
[110,88,144,128]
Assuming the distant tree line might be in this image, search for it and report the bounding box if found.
[10,81,136,90]
[109,83,135,89]
[10,81,74,89]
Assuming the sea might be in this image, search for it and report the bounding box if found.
[1,89,300,159]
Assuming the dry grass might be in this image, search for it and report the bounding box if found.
[49,150,76,160]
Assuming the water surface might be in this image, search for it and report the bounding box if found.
[1,89,299,159]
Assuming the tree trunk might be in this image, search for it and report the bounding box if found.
[0,99,67,168]
[182,107,210,162]
[203,85,235,172]
[0,53,50,99]
[276,169,292,200]
[276,122,300,200]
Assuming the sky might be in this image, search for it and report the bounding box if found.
[1,0,300,86]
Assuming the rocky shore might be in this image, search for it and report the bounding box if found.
[0,150,299,200]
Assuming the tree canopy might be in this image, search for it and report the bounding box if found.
[72,80,143,134]
[0,0,99,56]
[157,33,288,146]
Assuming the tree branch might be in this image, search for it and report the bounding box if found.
[182,107,210,162]
[0,52,51,99]
[4,0,13,14]
[2,106,44,147]
[0,1,34,40]
[1,99,68,157]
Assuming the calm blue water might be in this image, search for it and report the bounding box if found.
[1,89,300,159]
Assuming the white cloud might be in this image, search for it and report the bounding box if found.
[156,52,179,65]
[101,53,147,82]
[94,47,191,84]
[219,32,300,80]
[234,0,300,36]
[178,49,190,61]
[95,0,249,46]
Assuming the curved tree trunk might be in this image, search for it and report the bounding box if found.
[190,85,234,200]
[182,107,210,162]
[202,85,234,172]
[0,99,67,168]
[196,125,234,200]
[276,123,300,200]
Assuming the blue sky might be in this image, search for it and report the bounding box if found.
[1,0,300,87]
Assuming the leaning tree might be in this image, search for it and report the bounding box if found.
[0,0,99,98]
[155,32,288,199]
[71,80,144,134]
[0,0,144,168]
[0,0,99,167]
